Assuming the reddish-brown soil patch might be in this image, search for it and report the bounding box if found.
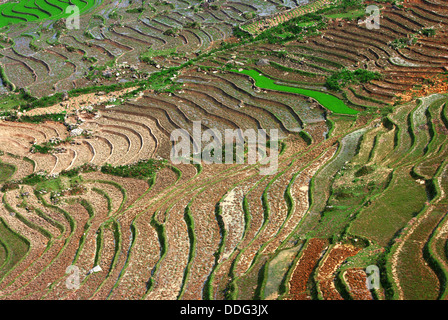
[317,244,361,300]
[344,268,373,300]
[288,238,327,300]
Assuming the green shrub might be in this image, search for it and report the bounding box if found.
[83,56,98,63]
[126,7,144,13]
[185,21,202,29]
[163,28,180,36]
[20,113,66,124]
[31,144,52,154]
[232,26,252,39]
[420,28,436,37]
[243,11,256,19]
[126,8,145,13]
[109,11,119,19]
[20,173,48,185]
[61,163,98,177]
[355,165,375,177]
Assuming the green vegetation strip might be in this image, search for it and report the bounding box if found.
[0,216,30,282]
[230,69,358,115]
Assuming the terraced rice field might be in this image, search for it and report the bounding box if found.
[242,0,333,35]
[0,0,99,28]
[0,0,448,302]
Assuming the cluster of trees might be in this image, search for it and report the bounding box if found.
[325,69,383,91]
[163,28,180,36]
[101,159,167,179]
[234,11,329,44]
[388,36,417,50]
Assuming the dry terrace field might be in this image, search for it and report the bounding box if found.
[0,0,447,301]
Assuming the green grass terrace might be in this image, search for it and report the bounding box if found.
[0,0,100,28]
